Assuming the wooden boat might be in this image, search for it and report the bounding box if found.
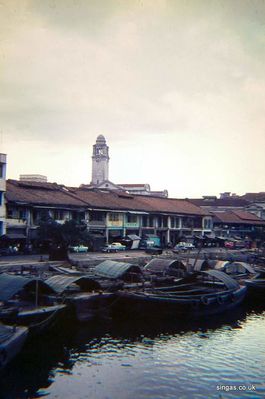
[213,261,256,279]
[245,269,265,299]
[0,323,28,370]
[144,258,189,278]
[112,270,247,320]
[0,273,66,335]
[45,274,116,322]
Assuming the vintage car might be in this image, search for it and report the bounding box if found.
[224,240,245,250]
[173,242,195,252]
[101,242,126,253]
[68,245,89,253]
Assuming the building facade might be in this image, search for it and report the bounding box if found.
[0,153,7,236]
[189,194,265,238]
[5,179,213,248]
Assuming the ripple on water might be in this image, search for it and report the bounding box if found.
[0,309,264,399]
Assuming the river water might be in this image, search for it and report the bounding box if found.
[0,303,264,399]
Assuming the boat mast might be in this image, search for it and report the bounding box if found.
[35,279,39,308]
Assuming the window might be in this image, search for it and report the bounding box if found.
[0,192,2,206]
[54,210,64,220]
[203,218,212,229]
[0,164,3,178]
[7,208,14,218]
[162,216,168,227]
[182,217,194,228]
[109,213,120,222]
[127,214,137,223]
[90,211,105,221]
[19,209,27,220]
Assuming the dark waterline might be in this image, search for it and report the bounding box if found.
[0,303,264,399]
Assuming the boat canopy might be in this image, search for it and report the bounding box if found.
[0,273,54,302]
[201,270,240,290]
[226,262,255,275]
[213,261,255,274]
[45,275,101,294]
[94,260,142,280]
[144,259,186,274]
[213,260,232,270]
[186,258,213,271]
[0,323,13,343]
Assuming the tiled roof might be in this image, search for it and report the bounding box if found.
[6,180,209,216]
[118,184,148,188]
[190,198,249,207]
[6,180,87,208]
[211,210,265,225]
[232,210,263,221]
[72,188,208,216]
[241,192,265,202]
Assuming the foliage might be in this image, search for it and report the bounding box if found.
[37,219,90,246]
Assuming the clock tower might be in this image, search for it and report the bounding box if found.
[91,135,110,185]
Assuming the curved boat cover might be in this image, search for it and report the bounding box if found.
[0,273,54,302]
[0,323,13,343]
[201,270,240,290]
[214,261,255,274]
[212,260,231,270]
[45,275,101,294]
[94,260,142,280]
[144,258,186,273]
[191,259,213,271]
[230,262,255,274]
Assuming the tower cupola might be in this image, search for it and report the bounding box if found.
[91,135,109,185]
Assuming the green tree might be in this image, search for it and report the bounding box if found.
[37,219,90,247]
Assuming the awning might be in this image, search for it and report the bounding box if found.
[128,211,148,215]
[127,235,141,240]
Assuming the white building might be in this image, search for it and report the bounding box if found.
[89,135,168,197]
[0,153,7,236]
[91,134,110,185]
[19,174,48,183]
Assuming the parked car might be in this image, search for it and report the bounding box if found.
[68,245,88,253]
[173,242,195,252]
[101,242,126,253]
[224,240,246,250]
[0,246,19,256]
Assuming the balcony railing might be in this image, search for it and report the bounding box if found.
[88,220,106,227]
[6,218,27,226]
[125,222,139,228]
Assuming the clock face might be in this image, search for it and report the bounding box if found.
[98,149,104,155]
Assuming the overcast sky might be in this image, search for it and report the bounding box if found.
[0,0,265,198]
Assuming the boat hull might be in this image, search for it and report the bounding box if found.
[69,293,116,322]
[112,286,247,320]
[245,279,265,300]
[0,325,28,370]
[1,305,67,336]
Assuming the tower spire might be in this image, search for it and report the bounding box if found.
[91,135,109,185]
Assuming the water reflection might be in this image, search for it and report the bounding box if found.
[0,302,264,399]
